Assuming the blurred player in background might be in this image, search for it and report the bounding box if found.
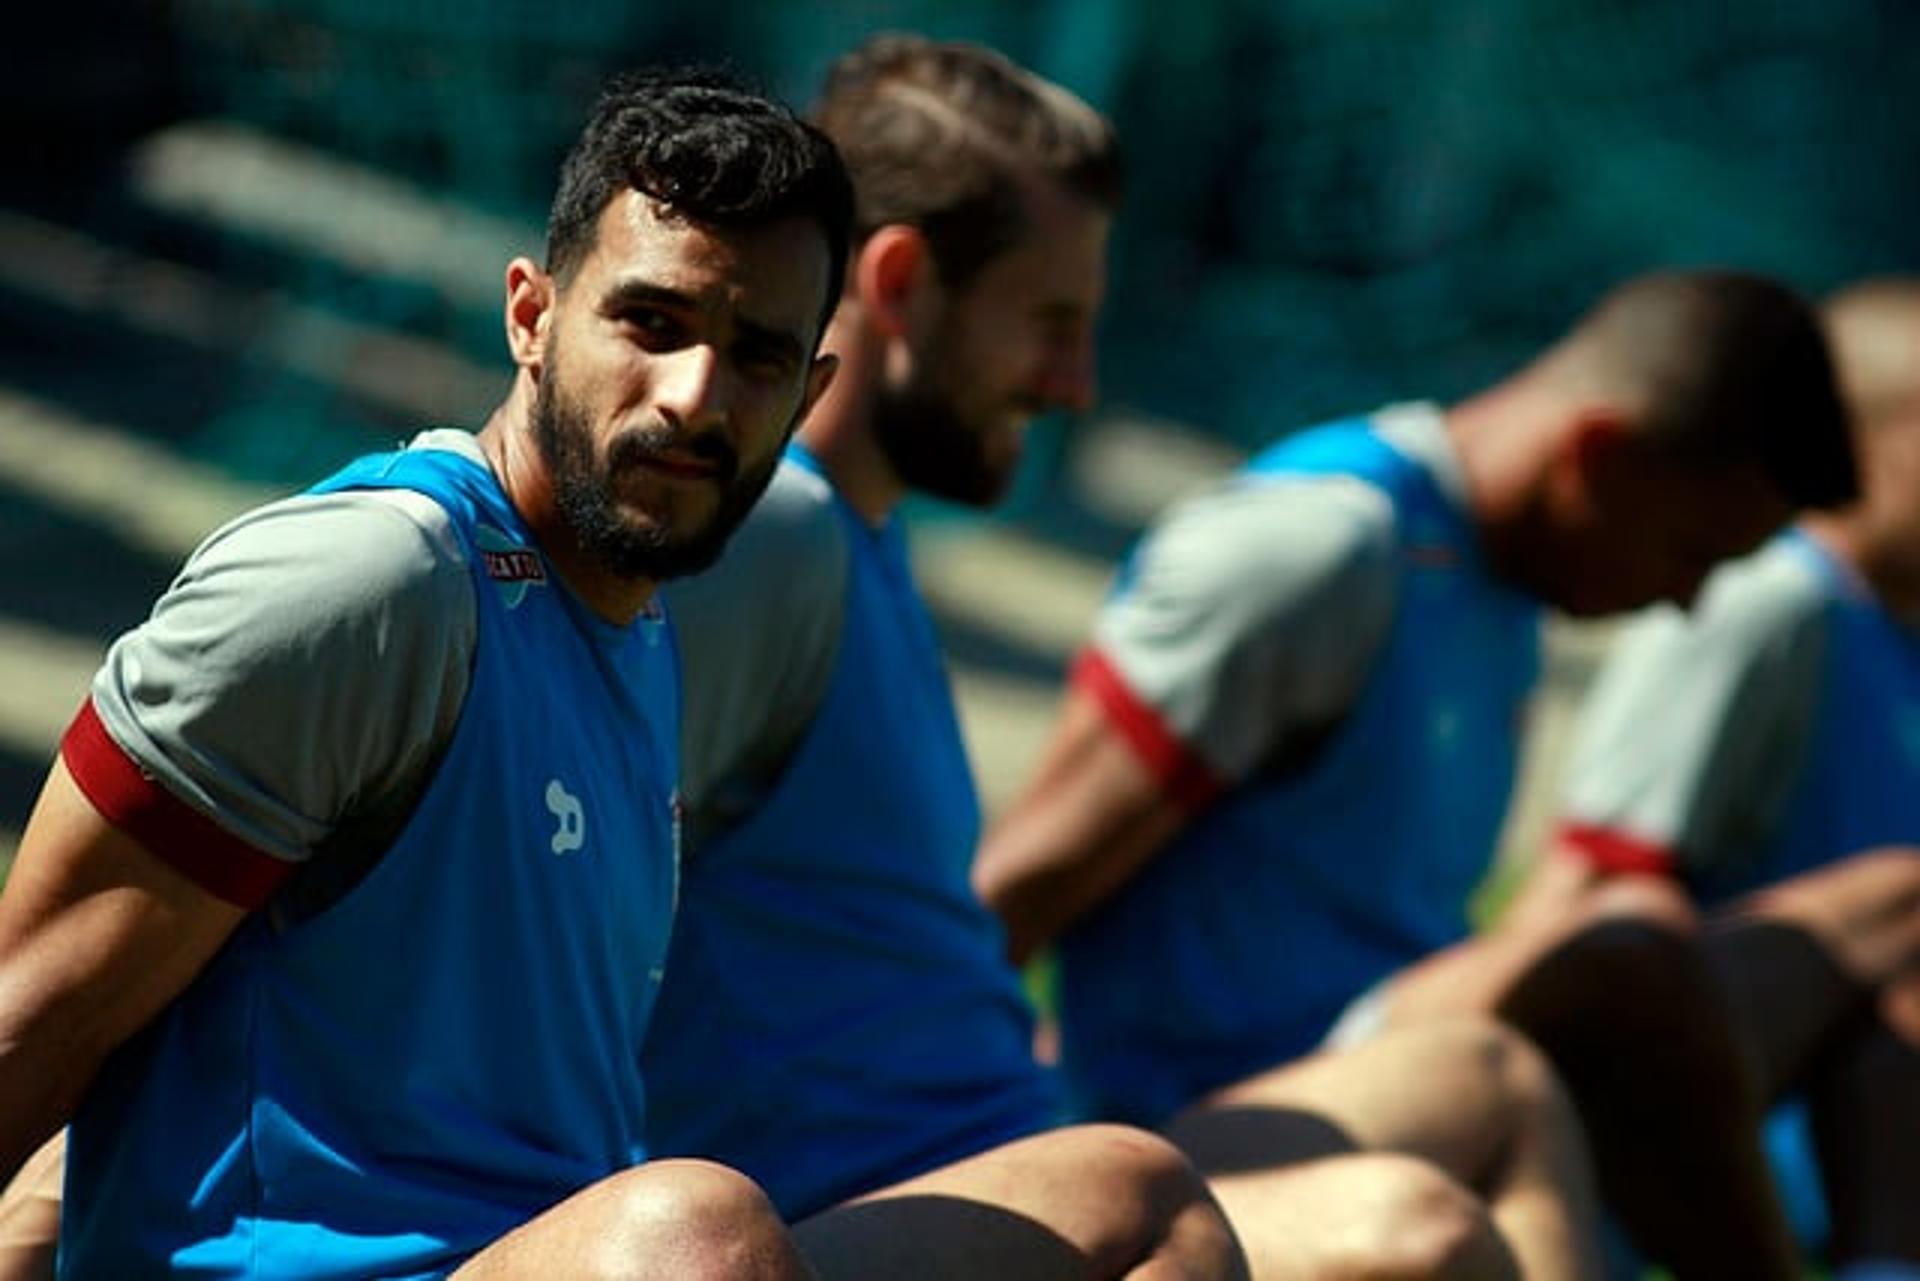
[976,269,1859,1281]
[643,34,1248,1281]
[647,32,1604,1281]
[1372,279,1920,1281]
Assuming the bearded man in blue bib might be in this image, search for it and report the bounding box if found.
[0,67,853,1279]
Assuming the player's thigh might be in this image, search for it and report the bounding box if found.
[1202,1151,1517,1281]
[452,1158,809,1281]
[1167,1017,1558,1178]
[793,1123,1222,1281]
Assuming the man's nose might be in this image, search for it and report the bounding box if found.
[655,344,729,428]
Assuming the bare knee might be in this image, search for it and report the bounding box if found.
[1406,1016,1576,1125]
[1311,1153,1518,1281]
[1466,1017,1578,1134]
[1054,1124,1248,1279]
[1417,1015,1557,1089]
[581,1160,806,1281]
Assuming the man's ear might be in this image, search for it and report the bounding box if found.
[799,353,840,425]
[504,257,556,372]
[852,225,936,341]
[1555,405,1635,512]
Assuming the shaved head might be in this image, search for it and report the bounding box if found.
[1529,271,1856,510]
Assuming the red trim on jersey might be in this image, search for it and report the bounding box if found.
[1071,648,1226,814]
[60,700,292,908]
[1554,820,1677,878]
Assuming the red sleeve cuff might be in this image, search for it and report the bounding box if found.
[61,700,292,909]
[1554,820,1678,878]
[1071,648,1226,814]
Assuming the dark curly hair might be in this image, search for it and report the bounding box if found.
[545,67,854,331]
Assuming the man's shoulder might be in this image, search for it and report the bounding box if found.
[1101,469,1398,672]
[665,458,851,650]
[190,486,470,602]
[749,457,848,543]
[1159,466,1400,598]
[1595,535,1832,721]
[707,459,850,590]
[1686,535,1833,644]
[669,459,851,835]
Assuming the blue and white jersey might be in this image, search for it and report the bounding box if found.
[62,445,681,1278]
[643,446,1059,1219]
[1759,537,1920,892]
[1056,408,1542,1124]
[1561,528,1920,903]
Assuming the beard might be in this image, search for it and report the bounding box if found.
[530,369,784,583]
[868,373,1025,510]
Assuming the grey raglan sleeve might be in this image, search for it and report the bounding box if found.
[89,488,477,863]
[1558,545,1829,880]
[665,461,849,854]
[1083,474,1401,791]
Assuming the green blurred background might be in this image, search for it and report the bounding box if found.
[2,0,1918,862]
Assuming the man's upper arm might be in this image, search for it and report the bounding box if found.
[977,475,1398,960]
[0,486,475,1174]
[1077,474,1399,804]
[1557,545,1827,883]
[83,488,476,881]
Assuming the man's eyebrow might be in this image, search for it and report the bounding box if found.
[599,279,694,316]
[599,278,808,360]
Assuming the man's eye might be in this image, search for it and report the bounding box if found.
[623,310,683,345]
[736,340,797,378]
